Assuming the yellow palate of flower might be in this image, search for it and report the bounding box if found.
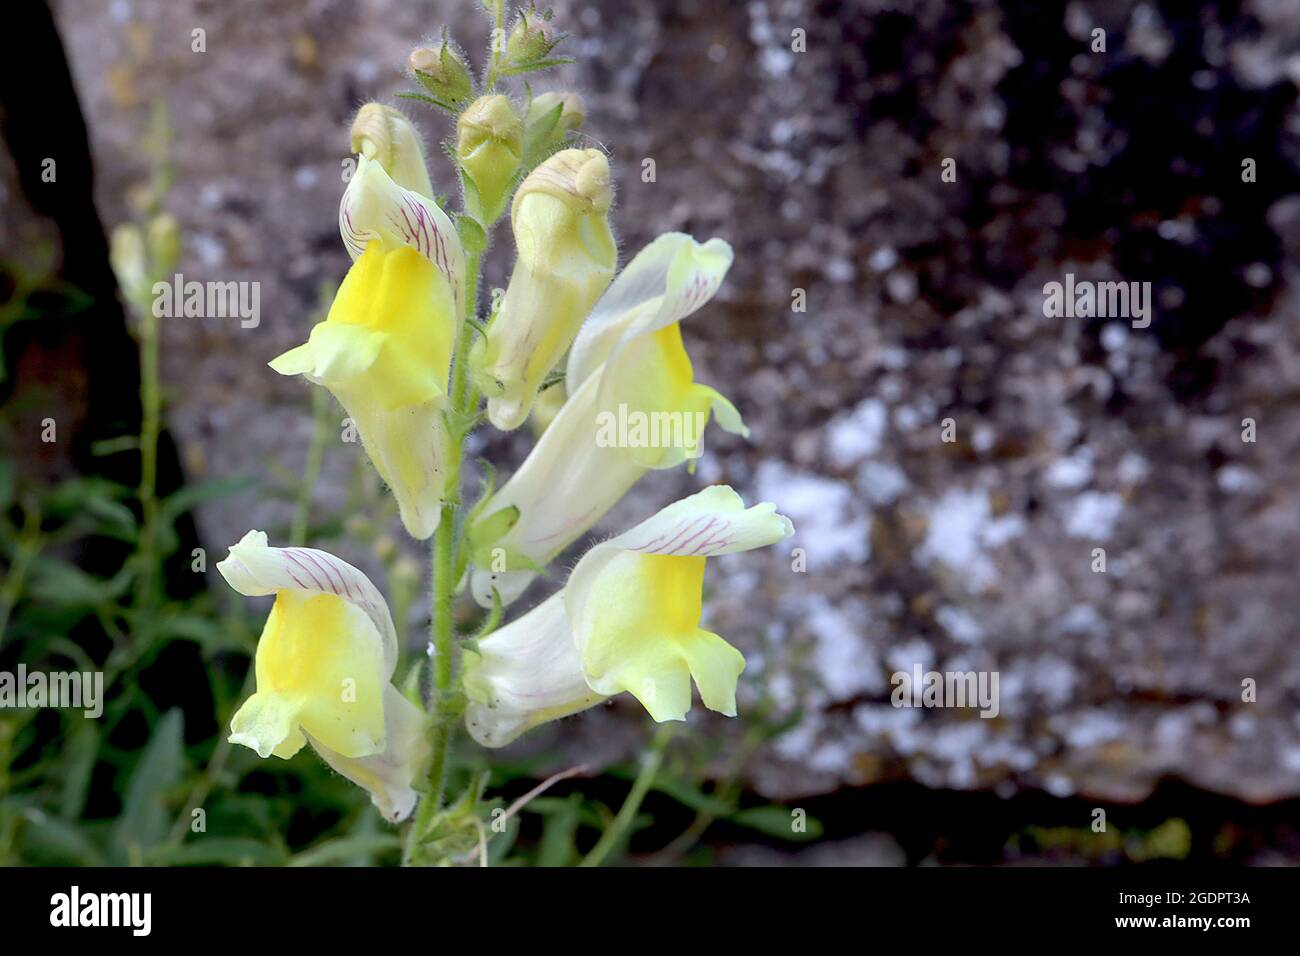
[579,550,744,722]
[314,239,454,409]
[609,321,730,464]
[231,589,386,761]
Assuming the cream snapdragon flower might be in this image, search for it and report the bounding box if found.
[463,486,793,747]
[218,531,428,822]
[270,153,465,539]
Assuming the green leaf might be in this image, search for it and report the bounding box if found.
[150,837,287,867]
[501,56,576,76]
[44,476,131,507]
[729,805,823,841]
[163,613,252,655]
[0,458,14,511]
[456,214,488,255]
[536,792,582,866]
[648,776,735,816]
[18,809,104,865]
[290,833,401,866]
[57,719,99,820]
[395,90,459,114]
[159,476,254,526]
[28,556,131,608]
[486,815,519,866]
[109,709,185,864]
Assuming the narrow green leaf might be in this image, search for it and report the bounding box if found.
[109,709,185,864]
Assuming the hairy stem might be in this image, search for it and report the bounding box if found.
[407,247,481,864]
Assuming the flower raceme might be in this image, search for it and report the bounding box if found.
[269,147,465,540]
[462,486,794,747]
[470,147,617,432]
[218,531,429,822]
[467,233,743,608]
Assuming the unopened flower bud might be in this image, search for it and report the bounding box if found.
[110,224,147,299]
[470,148,616,431]
[524,91,584,167]
[408,41,474,111]
[350,103,434,199]
[506,11,560,66]
[456,94,523,225]
[147,213,181,276]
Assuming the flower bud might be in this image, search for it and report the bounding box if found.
[147,213,181,276]
[350,103,435,199]
[524,91,584,167]
[109,224,147,299]
[470,148,616,431]
[456,94,523,225]
[408,41,474,111]
[506,11,560,67]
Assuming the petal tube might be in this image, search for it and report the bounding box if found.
[462,593,607,747]
[328,378,453,541]
[468,367,647,608]
[311,685,429,822]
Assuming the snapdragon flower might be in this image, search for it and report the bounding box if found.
[270,149,465,539]
[463,486,793,747]
[218,531,429,822]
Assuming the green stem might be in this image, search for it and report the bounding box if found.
[289,387,330,548]
[0,502,42,647]
[580,724,674,867]
[485,0,507,90]
[406,248,480,865]
[134,302,161,616]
